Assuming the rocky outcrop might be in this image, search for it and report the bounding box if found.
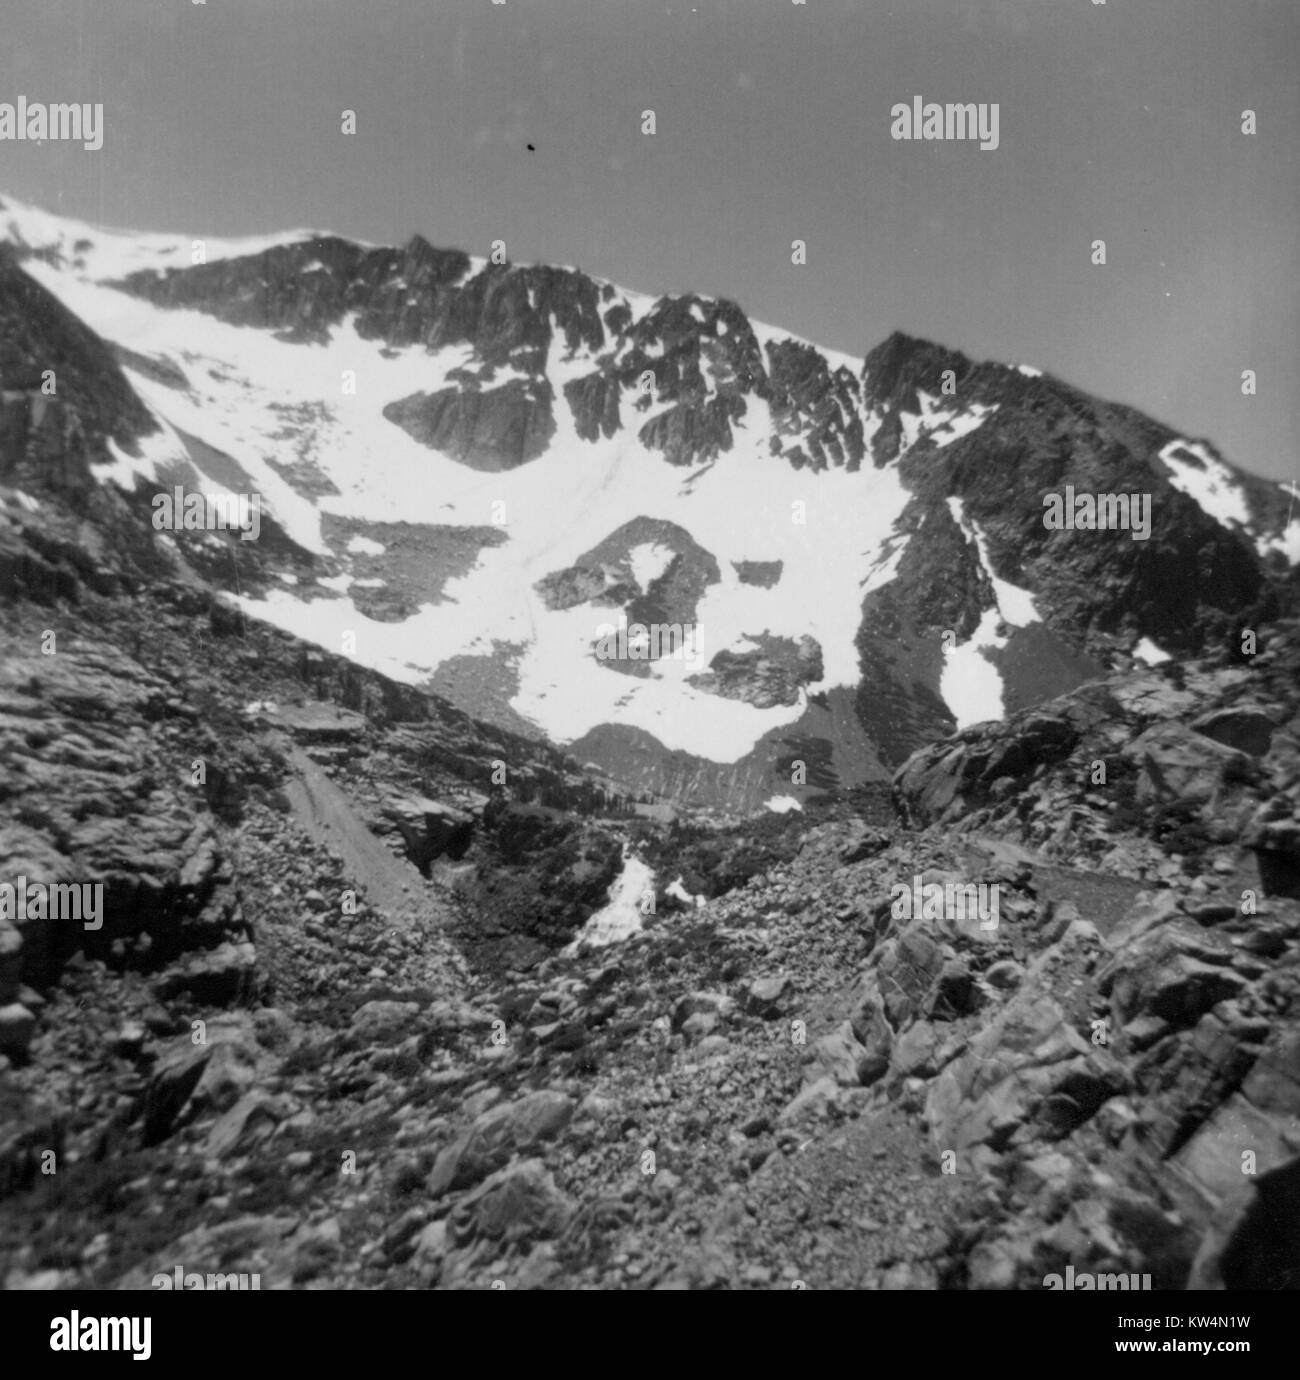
[0,644,249,1003]
[383,378,556,471]
[637,395,747,467]
[688,635,824,708]
[893,619,1299,888]
[380,794,475,872]
[0,250,157,472]
[732,560,783,588]
[765,338,865,473]
[563,371,621,442]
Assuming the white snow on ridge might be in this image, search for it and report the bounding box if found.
[749,316,865,378]
[1264,482,1300,563]
[930,401,997,449]
[1272,524,1300,563]
[1159,440,1299,563]
[1158,439,1250,528]
[0,193,345,282]
[898,390,997,457]
[1016,364,1042,378]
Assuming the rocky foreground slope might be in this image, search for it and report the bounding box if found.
[2,477,1298,1287]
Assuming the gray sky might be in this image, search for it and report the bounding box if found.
[2,0,1295,482]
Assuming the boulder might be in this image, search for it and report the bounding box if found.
[1190,706,1277,758]
[428,1089,575,1197]
[0,1002,36,1057]
[806,1020,882,1088]
[1121,722,1251,806]
[742,975,791,1019]
[142,1017,259,1144]
[1188,1153,1300,1290]
[349,1000,420,1047]
[154,940,257,1004]
[670,991,735,1032]
[1107,926,1245,1029]
[382,794,474,872]
[445,1158,573,1248]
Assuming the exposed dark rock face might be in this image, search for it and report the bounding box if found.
[536,517,720,629]
[733,559,783,588]
[563,370,622,442]
[891,615,1299,884]
[688,634,824,709]
[637,394,747,467]
[114,238,605,368]
[0,251,158,503]
[0,251,155,447]
[616,294,766,408]
[765,338,865,472]
[383,378,557,471]
[381,796,475,873]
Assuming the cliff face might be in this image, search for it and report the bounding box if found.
[0,250,156,495]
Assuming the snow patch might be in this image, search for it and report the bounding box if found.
[627,541,675,592]
[563,854,656,952]
[940,607,1008,729]
[665,876,706,908]
[898,391,997,457]
[946,497,1040,626]
[1133,637,1171,666]
[1158,439,1250,528]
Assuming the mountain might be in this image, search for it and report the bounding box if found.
[1,192,1296,819]
[4,193,1300,1294]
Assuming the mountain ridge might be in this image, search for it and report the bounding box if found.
[1,191,1296,813]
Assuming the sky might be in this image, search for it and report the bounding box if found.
[1,0,1295,482]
